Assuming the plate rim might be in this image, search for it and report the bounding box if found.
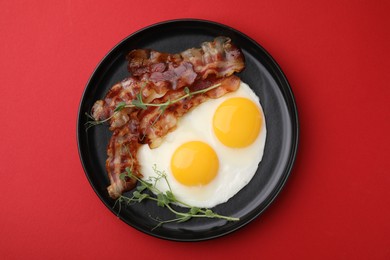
[76,18,299,241]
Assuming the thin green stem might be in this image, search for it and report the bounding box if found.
[124,83,222,110]
[116,164,240,229]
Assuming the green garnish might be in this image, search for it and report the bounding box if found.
[85,82,222,130]
[116,164,239,230]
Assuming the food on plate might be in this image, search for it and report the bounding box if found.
[90,37,246,199]
[87,36,266,225]
[138,81,266,208]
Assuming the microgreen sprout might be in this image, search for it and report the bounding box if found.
[116,164,239,230]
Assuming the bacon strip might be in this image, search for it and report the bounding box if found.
[138,75,241,148]
[106,112,141,199]
[127,36,244,89]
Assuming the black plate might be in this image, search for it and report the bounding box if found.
[77,19,299,241]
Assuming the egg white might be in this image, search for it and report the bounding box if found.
[137,81,267,208]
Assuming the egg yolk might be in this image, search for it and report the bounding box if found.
[213,97,262,148]
[171,141,219,186]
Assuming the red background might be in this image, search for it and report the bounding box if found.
[1,0,389,259]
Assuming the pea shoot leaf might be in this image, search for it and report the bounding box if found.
[114,102,127,112]
[132,99,147,110]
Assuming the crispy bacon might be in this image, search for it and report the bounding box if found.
[90,37,245,199]
[128,49,197,90]
[127,36,244,89]
[91,77,166,130]
[106,112,141,199]
[138,75,241,148]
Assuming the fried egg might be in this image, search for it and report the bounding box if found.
[138,81,266,208]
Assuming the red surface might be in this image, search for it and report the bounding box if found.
[1,0,389,259]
